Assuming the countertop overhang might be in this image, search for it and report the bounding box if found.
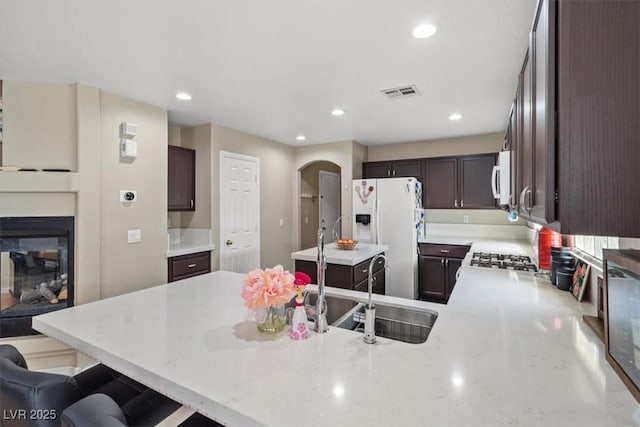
[34,239,640,426]
[291,242,388,266]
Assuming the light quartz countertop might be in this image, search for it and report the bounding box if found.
[291,242,388,266]
[34,237,640,426]
[167,228,215,258]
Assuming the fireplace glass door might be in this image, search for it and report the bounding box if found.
[0,216,74,337]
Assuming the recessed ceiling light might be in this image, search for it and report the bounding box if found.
[296,135,306,141]
[331,108,345,116]
[176,92,192,101]
[412,23,437,39]
[449,113,463,121]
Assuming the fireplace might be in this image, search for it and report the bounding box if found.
[0,216,74,337]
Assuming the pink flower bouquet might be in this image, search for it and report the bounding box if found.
[241,265,296,310]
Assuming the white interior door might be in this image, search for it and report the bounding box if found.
[319,170,340,242]
[220,151,260,273]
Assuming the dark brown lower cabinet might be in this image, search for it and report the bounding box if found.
[419,256,446,301]
[294,254,385,295]
[168,251,211,282]
[418,244,469,303]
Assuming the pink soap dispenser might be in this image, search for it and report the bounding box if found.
[289,272,311,340]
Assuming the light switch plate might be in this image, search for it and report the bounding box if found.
[127,229,142,244]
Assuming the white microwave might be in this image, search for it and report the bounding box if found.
[491,151,511,206]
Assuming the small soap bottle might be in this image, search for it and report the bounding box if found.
[289,284,310,341]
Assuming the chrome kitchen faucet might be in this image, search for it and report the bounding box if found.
[364,254,388,344]
[314,228,329,333]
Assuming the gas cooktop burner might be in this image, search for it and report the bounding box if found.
[470,252,538,272]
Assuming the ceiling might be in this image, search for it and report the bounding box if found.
[0,1,537,146]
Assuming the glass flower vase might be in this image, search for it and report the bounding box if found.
[257,305,285,334]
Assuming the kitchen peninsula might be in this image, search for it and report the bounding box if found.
[33,247,639,426]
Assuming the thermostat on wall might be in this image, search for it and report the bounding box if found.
[120,122,137,138]
[121,139,137,159]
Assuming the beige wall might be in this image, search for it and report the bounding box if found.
[180,125,212,229]
[300,161,341,249]
[167,126,182,228]
[294,140,362,245]
[98,92,168,298]
[0,81,168,304]
[352,141,367,180]
[210,124,296,271]
[3,81,77,170]
[366,132,504,161]
[425,209,524,225]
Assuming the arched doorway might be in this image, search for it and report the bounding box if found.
[299,161,341,249]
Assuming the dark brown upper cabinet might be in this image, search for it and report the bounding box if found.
[530,0,556,224]
[507,0,639,237]
[424,157,458,209]
[362,159,421,179]
[168,146,195,211]
[424,154,497,209]
[459,155,497,209]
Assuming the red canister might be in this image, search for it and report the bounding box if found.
[538,228,562,270]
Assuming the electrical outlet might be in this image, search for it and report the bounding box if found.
[463,215,469,224]
[127,229,142,244]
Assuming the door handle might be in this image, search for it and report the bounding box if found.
[225,240,233,246]
[461,200,464,208]
[520,187,532,213]
[454,200,458,208]
[441,259,445,267]
[190,199,194,209]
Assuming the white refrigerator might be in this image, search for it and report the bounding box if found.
[352,177,423,299]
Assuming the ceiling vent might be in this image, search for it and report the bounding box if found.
[381,84,421,100]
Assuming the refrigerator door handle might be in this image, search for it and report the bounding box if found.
[375,198,381,245]
[491,165,500,199]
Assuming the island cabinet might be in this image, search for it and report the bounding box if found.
[506,0,640,237]
[418,244,470,303]
[424,154,497,209]
[294,255,386,295]
[168,251,210,282]
[168,146,196,211]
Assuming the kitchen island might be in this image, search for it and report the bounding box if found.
[292,242,388,296]
[34,247,639,425]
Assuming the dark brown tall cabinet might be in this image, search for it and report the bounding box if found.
[508,0,639,237]
[168,146,196,211]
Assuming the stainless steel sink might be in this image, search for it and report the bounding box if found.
[289,292,438,344]
[286,293,357,325]
[332,303,438,344]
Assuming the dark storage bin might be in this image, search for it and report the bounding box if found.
[551,254,575,285]
[556,266,576,291]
